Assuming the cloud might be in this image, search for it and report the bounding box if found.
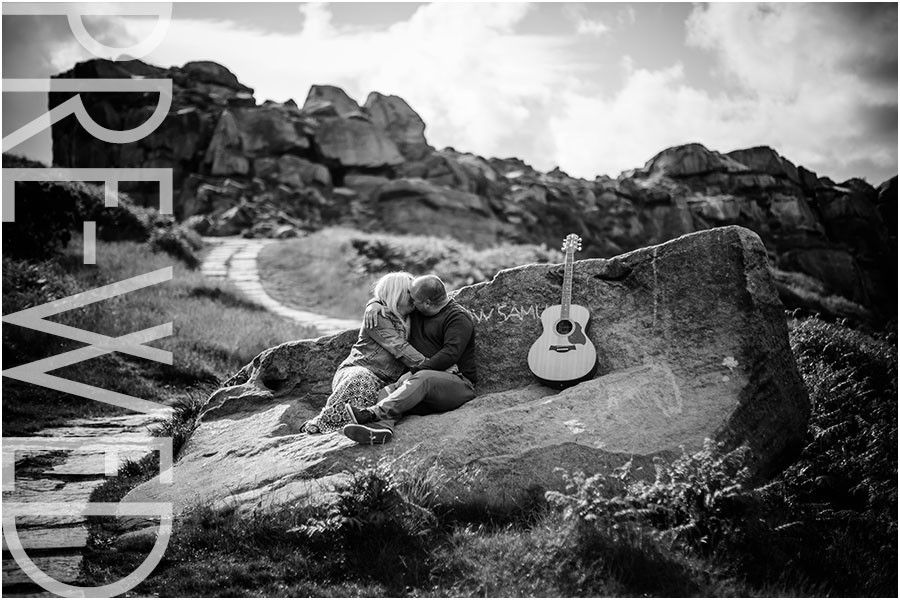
[1,12,133,159]
[134,2,576,165]
[3,3,895,185]
[681,3,897,182]
[575,18,610,37]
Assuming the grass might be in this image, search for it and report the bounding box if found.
[2,236,317,436]
[78,314,897,597]
[256,226,564,320]
[256,227,376,320]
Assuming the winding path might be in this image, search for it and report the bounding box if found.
[200,237,361,336]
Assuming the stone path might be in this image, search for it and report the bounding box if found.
[200,236,361,336]
[2,409,171,595]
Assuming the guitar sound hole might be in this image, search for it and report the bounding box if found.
[555,320,574,335]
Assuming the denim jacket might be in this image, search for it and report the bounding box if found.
[338,308,426,382]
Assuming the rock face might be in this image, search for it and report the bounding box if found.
[313,118,405,170]
[364,92,432,160]
[121,226,809,520]
[49,58,896,325]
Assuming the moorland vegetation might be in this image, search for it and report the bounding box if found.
[2,154,895,596]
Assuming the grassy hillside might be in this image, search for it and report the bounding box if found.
[256,227,564,320]
[2,237,317,435]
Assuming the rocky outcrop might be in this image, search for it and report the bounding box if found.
[369,178,506,247]
[302,84,363,119]
[364,92,432,161]
[313,118,405,170]
[49,58,896,325]
[121,226,809,520]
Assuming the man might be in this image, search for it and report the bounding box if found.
[342,274,477,444]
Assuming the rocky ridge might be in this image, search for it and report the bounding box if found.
[49,58,897,325]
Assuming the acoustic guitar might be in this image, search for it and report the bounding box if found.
[527,234,598,389]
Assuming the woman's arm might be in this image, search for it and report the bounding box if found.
[366,310,427,368]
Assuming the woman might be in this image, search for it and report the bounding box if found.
[301,271,425,434]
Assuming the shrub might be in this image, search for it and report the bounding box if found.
[148,224,203,269]
[547,441,765,555]
[296,456,440,543]
[777,316,898,595]
[2,152,199,267]
[788,316,897,516]
[547,441,812,588]
[150,386,211,457]
[2,179,81,259]
[349,231,564,288]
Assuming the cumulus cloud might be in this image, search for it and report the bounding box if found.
[136,2,576,165]
[682,3,897,182]
[3,3,895,184]
[575,18,610,37]
[550,3,897,182]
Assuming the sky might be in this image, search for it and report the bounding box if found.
[2,2,898,184]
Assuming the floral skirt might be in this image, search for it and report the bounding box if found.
[303,366,386,433]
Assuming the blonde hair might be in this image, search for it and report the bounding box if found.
[372,271,414,335]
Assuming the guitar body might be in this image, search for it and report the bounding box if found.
[528,303,598,389]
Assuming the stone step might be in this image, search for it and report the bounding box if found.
[2,555,82,588]
[1,527,89,553]
[32,411,171,439]
[3,479,99,528]
[42,448,152,478]
[3,479,99,503]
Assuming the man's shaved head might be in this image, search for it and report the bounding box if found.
[411,275,446,302]
[410,275,449,315]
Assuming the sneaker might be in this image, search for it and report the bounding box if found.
[345,403,376,425]
[343,423,393,445]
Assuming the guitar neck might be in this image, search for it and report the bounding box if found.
[561,247,574,319]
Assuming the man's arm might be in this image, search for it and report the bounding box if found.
[363,299,386,330]
[416,311,473,372]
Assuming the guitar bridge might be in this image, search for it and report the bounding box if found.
[549,345,576,353]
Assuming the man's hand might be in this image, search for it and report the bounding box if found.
[363,302,386,329]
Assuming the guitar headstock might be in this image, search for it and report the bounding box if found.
[561,233,582,253]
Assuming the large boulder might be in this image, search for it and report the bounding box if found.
[367,178,504,247]
[726,146,803,187]
[203,110,249,176]
[636,143,750,179]
[228,106,312,157]
[50,59,255,202]
[180,61,253,95]
[302,84,363,118]
[364,92,432,160]
[204,107,313,177]
[313,118,405,170]
[121,226,809,522]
